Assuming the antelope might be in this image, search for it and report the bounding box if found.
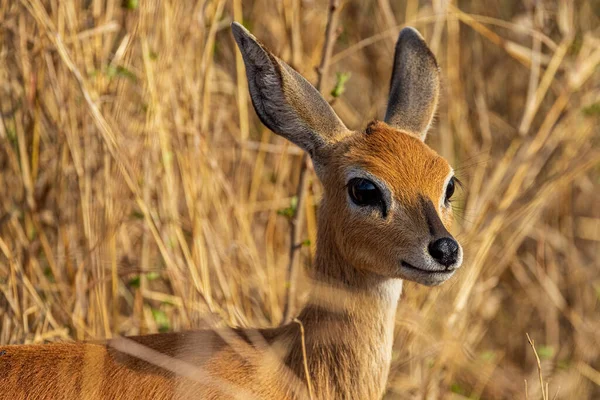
[0,22,463,399]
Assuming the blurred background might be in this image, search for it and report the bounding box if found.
[0,0,599,398]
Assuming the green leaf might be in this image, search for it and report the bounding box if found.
[582,102,600,116]
[106,65,117,78]
[6,125,16,145]
[43,267,55,283]
[330,72,351,98]
[106,65,137,82]
[277,196,298,219]
[128,276,140,288]
[537,345,554,360]
[450,383,465,395]
[122,0,139,10]
[146,271,160,281]
[131,210,144,220]
[480,350,496,362]
[151,308,170,332]
[557,359,570,370]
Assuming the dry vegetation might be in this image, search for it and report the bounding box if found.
[0,0,599,398]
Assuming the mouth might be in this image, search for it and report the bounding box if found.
[401,261,454,274]
[400,261,456,285]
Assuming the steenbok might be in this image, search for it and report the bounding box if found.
[0,22,462,400]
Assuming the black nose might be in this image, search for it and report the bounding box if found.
[428,237,459,267]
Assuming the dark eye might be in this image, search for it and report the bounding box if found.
[445,177,456,203]
[348,178,386,215]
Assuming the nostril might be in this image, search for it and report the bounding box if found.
[427,240,444,261]
[428,237,459,267]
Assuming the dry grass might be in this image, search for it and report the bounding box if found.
[0,0,599,398]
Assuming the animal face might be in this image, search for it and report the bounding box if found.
[232,23,463,286]
[319,121,462,286]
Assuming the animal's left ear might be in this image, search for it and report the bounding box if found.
[384,27,440,141]
[231,22,350,164]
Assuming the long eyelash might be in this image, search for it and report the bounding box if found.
[444,176,461,205]
[345,178,361,189]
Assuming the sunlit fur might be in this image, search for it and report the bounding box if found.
[318,121,458,285]
[0,121,460,400]
[0,23,461,399]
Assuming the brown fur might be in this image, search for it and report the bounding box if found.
[384,28,440,138]
[318,121,454,281]
[0,122,455,400]
[0,24,460,400]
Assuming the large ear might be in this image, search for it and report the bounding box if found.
[384,27,440,141]
[231,22,349,159]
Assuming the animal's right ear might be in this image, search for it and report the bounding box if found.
[384,27,440,141]
[231,22,349,159]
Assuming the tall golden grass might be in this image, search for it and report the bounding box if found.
[0,0,599,398]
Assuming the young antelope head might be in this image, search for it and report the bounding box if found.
[232,23,462,286]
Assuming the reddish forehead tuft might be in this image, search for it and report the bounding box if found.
[344,121,450,205]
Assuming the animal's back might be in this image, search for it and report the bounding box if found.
[0,328,300,399]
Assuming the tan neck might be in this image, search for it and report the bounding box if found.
[285,212,403,399]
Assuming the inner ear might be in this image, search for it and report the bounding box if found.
[384,27,440,141]
[231,22,350,160]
